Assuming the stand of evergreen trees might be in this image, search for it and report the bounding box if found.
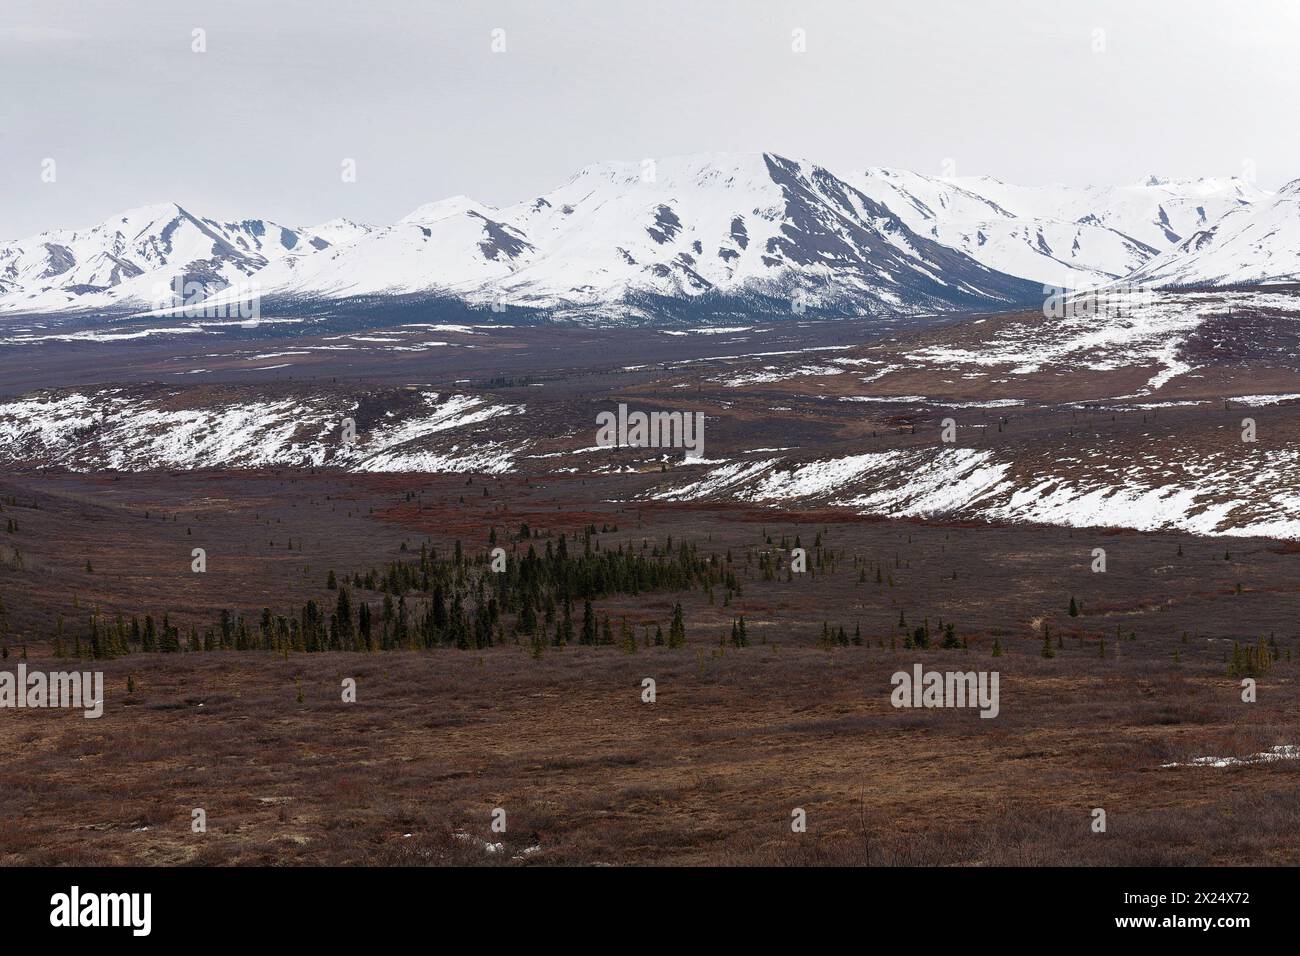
[58,529,715,658]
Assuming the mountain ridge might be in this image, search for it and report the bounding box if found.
[0,152,1281,321]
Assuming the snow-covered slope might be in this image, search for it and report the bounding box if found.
[1130,179,1300,287]
[0,387,526,473]
[653,440,1300,540]
[855,169,1265,288]
[0,202,331,314]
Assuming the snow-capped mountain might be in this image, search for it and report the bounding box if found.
[0,154,1279,320]
[854,169,1265,288]
[230,153,1042,318]
[0,202,333,314]
[1129,179,1300,287]
[958,174,1263,251]
[250,193,538,306]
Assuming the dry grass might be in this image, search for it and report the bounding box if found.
[1,644,1295,866]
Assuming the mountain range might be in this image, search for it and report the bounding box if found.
[0,152,1285,321]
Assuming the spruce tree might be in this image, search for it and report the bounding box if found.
[668,603,685,648]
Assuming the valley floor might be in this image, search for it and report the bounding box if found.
[0,470,1297,865]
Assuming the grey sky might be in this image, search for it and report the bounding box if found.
[2,0,1297,238]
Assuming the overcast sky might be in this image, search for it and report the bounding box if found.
[2,0,1297,237]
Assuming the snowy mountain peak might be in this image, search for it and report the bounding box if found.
[106,200,190,222]
[305,218,376,248]
[399,195,498,225]
[1134,174,1266,201]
